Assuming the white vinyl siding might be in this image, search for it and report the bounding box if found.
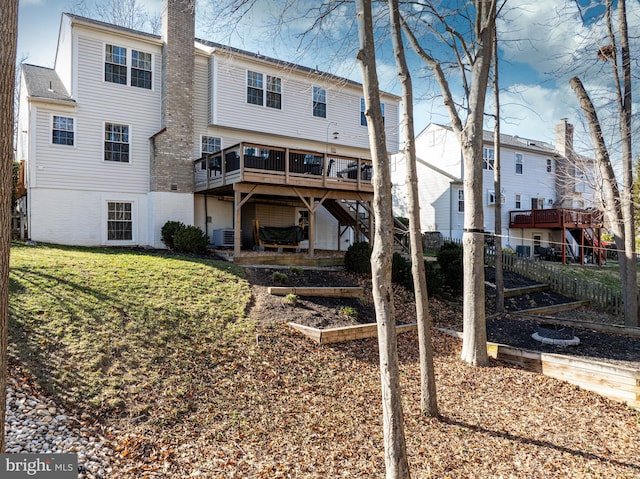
[30,29,161,193]
[211,54,398,153]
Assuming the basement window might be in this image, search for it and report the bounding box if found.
[107,201,132,241]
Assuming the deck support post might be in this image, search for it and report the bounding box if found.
[234,189,242,258]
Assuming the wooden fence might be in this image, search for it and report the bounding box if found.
[485,249,624,317]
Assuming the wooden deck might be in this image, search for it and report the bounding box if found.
[194,142,374,194]
[509,208,602,229]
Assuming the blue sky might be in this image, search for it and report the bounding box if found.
[17,0,640,151]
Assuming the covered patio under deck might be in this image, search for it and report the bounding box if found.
[509,208,605,264]
[194,142,374,260]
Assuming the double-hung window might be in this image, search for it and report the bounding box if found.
[201,136,221,170]
[104,123,130,163]
[515,194,521,209]
[107,201,132,241]
[483,147,494,170]
[247,71,282,109]
[360,98,384,126]
[457,189,464,212]
[266,75,281,109]
[105,44,152,89]
[515,153,524,174]
[52,116,74,146]
[247,71,264,106]
[201,136,221,156]
[131,50,152,89]
[546,158,553,173]
[313,87,326,118]
[105,45,127,85]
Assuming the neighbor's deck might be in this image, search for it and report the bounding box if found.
[509,208,603,229]
[194,142,374,194]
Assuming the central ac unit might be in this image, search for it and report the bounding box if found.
[213,228,234,247]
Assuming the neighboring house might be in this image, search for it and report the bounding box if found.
[391,121,602,262]
[16,0,399,257]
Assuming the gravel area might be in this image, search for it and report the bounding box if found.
[5,363,114,479]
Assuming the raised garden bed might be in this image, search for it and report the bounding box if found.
[268,286,364,298]
[441,327,640,409]
[289,321,417,344]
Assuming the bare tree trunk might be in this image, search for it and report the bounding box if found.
[570,0,637,327]
[355,1,410,477]
[388,0,438,417]
[613,0,637,326]
[402,1,496,366]
[570,76,627,280]
[0,0,19,453]
[492,27,504,314]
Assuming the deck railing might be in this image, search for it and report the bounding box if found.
[194,142,373,191]
[509,208,602,228]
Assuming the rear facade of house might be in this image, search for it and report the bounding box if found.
[16,0,399,252]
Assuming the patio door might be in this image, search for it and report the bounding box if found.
[531,197,544,210]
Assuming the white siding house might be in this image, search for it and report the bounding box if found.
[17,3,399,252]
[391,122,598,259]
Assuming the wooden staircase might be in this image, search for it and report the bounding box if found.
[322,199,410,253]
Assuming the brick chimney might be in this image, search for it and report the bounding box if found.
[554,119,575,208]
[150,0,195,193]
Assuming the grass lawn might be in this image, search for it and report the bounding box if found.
[8,243,640,478]
[547,260,640,292]
[9,242,252,420]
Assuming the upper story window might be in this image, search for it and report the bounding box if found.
[457,189,464,212]
[105,45,127,85]
[515,153,523,174]
[360,98,384,126]
[246,71,282,109]
[131,50,152,89]
[515,194,521,209]
[52,115,74,146]
[313,87,326,118]
[266,75,282,109]
[546,158,553,173]
[104,123,130,163]
[105,44,152,89]
[247,71,263,105]
[483,147,494,170]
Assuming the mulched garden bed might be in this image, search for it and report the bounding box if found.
[245,265,640,369]
[485,314,640,367]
